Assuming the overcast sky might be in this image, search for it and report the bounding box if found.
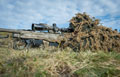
[0,0,120,30]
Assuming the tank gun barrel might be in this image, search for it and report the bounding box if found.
[0,28,22,33]
[0,28,32,34]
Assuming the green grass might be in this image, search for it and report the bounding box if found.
[0,47,120,77]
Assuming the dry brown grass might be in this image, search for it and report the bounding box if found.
[0,47,120,77]
[63,13,120,52]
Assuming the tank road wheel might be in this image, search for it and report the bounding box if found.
[13,39,26,50]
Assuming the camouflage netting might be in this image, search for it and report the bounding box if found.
[62,12,120,52]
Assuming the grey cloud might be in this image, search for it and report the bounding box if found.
[0,0,78,29]
[0,0,120,29]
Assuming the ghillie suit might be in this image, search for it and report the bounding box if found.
[63,12,120,52]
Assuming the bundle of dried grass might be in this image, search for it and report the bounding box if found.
[63,12,120,52]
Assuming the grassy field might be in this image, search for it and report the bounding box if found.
[0,47,120,77]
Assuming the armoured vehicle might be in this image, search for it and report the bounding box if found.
[0,23,74,49]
